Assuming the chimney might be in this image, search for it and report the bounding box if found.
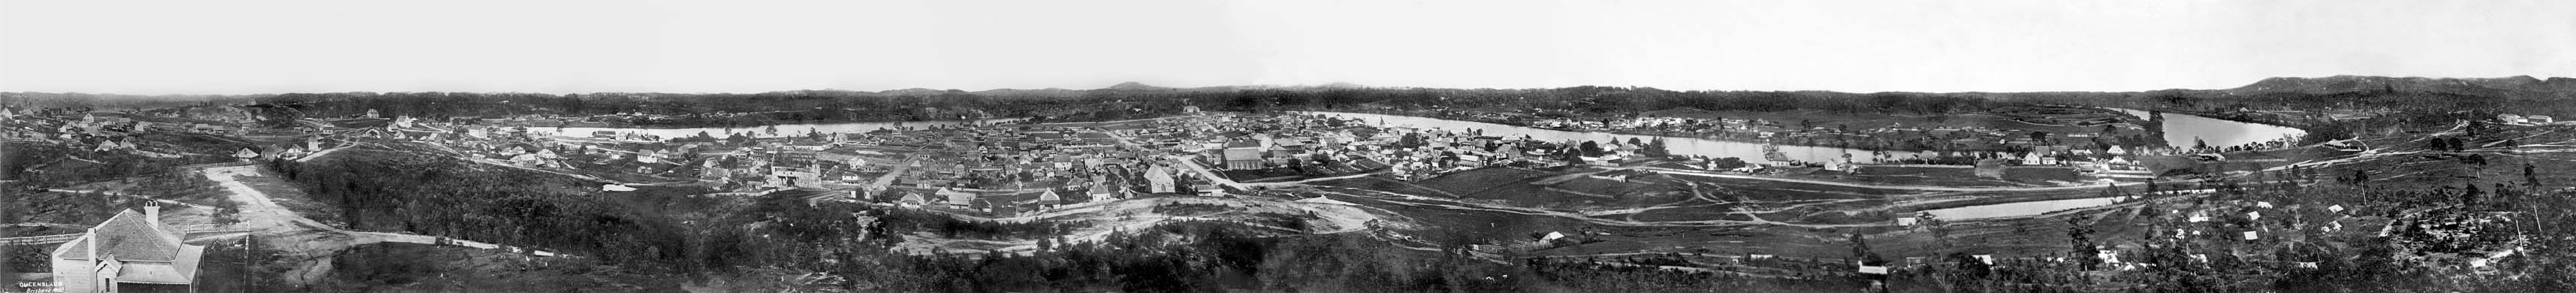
[86,227,99,261]
[144,204,161,228]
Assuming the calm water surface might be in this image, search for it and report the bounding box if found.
[538,118,1026,139]
[2111,108,2309,148]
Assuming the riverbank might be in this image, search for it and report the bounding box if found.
[484,109,1199,131]
[1287,106,2161,154]
[493,116,1019,129]
[1300,110,1914,164]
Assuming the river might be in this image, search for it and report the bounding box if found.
[533,118,1027,139]
[2111,108,2308,149]
[1296,111,1910,164]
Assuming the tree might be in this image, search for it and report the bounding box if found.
[1579,141,1604,157]
[2066,215,2101,270]
[2527,162,2542,187]
[1848,234,1884,264]
[765,125,780,137]
[1642,138,1671,157]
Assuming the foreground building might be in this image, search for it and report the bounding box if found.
[51,206,204,293]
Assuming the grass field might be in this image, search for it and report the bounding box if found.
[1844,166,2080,187]
[1413,168,1552,195]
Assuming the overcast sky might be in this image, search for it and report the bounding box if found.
[5,0,2571,95]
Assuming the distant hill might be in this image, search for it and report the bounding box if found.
[1104,81,1175,91]
[972,88,1087,98]
[18,76,2572,107]
[1085,81,1375,93]
[752,81,1372,98]
[875,88,955,95]
[2226,75,2576,97]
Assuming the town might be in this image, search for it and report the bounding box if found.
[11,76,2573,292]
[15,0,2576,291]
[51,103,2317,222]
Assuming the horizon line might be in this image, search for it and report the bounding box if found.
[4,74,2567,97]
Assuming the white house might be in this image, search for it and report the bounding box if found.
[52,207,204,293]
[1145,165,1177,194]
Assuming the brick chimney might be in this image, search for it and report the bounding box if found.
[86,227,100,260]
[144,204,161,227]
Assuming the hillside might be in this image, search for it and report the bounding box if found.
[2229,75,2576,98]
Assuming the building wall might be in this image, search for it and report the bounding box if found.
[52,258,94,293]
[1226,160,1262,170]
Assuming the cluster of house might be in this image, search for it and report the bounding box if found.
[1532,115,2149,153]
[2,107,236,160]
[1888,195,2369,273]
[861,125,1218,216]
[2071,197,2396,272]
[842,113,1698,216]
[338,112,1249,217]
[1532,116,1795,137]
[1192,114,1636,180]
[1184,113,2188,183]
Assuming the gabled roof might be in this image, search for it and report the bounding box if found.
[53,210,188,261]
[116,245,205,283]
[1036,189,1062,203]
[1143,165,1175,181]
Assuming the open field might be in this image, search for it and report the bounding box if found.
[1843,165,2080,187]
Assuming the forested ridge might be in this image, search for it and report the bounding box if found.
[14,75,2574,130]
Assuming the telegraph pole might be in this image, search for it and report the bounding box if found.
[244,235,255,293]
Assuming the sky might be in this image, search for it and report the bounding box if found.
[4,0,2571,95]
